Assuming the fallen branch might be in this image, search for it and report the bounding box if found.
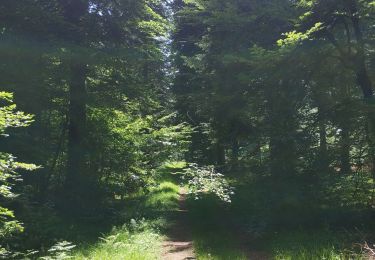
[363,242,375,258]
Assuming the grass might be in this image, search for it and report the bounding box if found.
[192,230,248,260]
[191,227,366,260]
[186,195,248,260]
[72,219,163,260]
[65,163,183,260]
[35,165,373,260]
[266,230,366,260]
[145,181,180,212]
[65,180,181,260]
[183,173,374,260]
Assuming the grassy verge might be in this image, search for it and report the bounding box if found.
[186,195,247,260]
[72,218,164,260]
[184,174,374,260]
[192,229,247,260]
[72,219,163,260]
[67,181,180,260]
[36,166,373,260]
[261,229,366,260]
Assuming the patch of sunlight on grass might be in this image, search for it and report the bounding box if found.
[145,182,180,211]
[157,181,180,193]
[164,161,187,169]
[73,221,162,260]
[71,181,181,260]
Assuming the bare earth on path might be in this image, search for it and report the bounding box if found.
[162,189,196,260]
[161,188,270,260]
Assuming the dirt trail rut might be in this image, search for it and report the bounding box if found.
[162,190,196,260]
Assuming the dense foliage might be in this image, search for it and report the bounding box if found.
[172,0,375,210]
[0,92,36,257]
[0,0,374,259]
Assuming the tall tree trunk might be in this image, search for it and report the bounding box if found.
[340,121,351,174]
[231,137,239,170]
[268,92,297,177]
[269,136,280,176]
[346,0,374,99]
[346,1,375,202]
[57,0,91,213]
[64,61,92,214]
[256,141,262,166]
[66,62,88,191]
[216,141,226,167]
[318,109,329,172]
[365,121,375,206]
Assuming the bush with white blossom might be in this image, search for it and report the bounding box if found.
[183,164,234,203]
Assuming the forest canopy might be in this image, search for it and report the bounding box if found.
[0,0,374,259]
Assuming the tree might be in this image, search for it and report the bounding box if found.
[0,0,170,214]
[0,92,36,256]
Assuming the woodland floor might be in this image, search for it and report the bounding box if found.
[161,188,271,260]
[68,176,374,260]
[162,189,196,260]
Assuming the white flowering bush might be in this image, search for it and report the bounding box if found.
[183,164,234,203]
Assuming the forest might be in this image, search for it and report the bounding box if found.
[0,0,375,259]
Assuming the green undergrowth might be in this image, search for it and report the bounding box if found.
[184,172,374,260]
[145,182,180,212]
[66,166,181,260]
[186,195,247,260]
[72,219,163,260]
[69,181,180,259]
[255,229,366,260]
[192,230,248,260]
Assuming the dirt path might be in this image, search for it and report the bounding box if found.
[162,189,196,260]
[161,188,270,260]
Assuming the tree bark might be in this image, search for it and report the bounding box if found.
[318,109,329,172]
[66,62,88,191]
[216,141,226,167]
[57,0,92,214]
[340,122,351,174]
[346,0,374,99]
[231,137,239,170]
